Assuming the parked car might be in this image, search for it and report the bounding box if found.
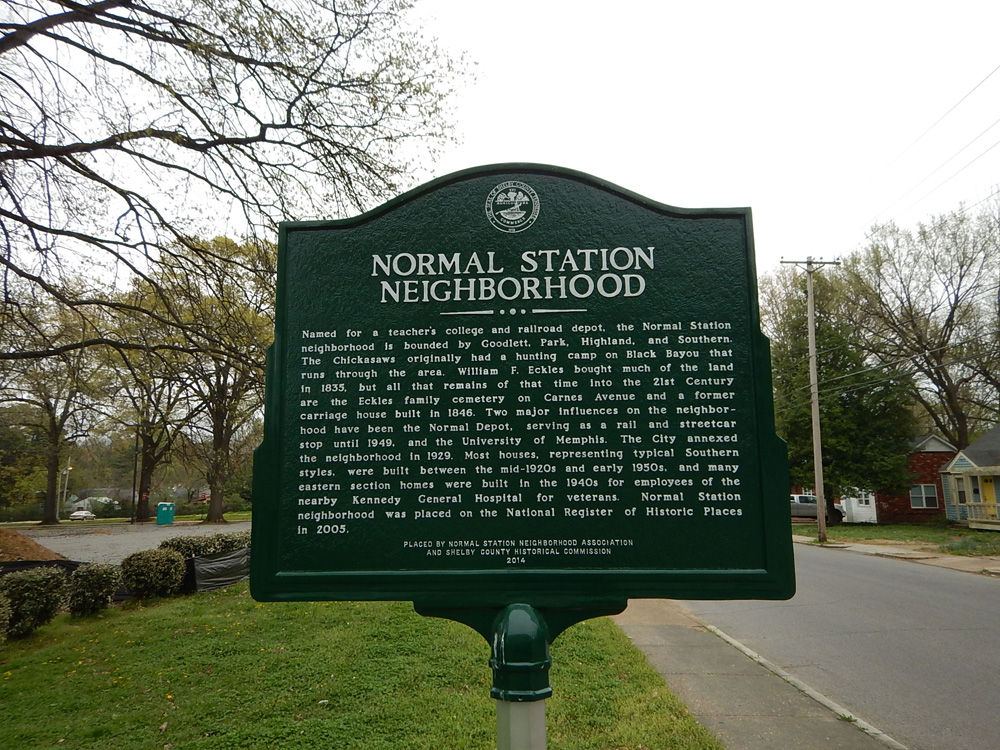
[790,494,844,521]
[69,509,97,521]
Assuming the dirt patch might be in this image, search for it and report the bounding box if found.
[0,528,66,562]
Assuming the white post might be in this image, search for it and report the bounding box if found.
[497,700,546,750]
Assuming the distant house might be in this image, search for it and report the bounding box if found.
[868,434,956,525]
[941,425,1000,530]
[839,488,877,524]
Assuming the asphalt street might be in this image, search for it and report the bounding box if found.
[683,543,1000,750]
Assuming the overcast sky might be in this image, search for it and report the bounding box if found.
[413,0,1000,276]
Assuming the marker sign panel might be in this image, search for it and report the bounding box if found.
[251,165,794,608]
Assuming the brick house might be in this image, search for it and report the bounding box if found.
[871,434,956,524]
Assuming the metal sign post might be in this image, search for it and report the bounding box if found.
[492,604,550,750]
[498,701,546,750]
[250,164,795,748]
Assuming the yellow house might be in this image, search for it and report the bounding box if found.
[941,425,1000,530]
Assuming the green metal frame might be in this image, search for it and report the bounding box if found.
[250,164,795,615]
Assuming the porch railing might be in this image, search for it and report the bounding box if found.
[966,503,1000,522]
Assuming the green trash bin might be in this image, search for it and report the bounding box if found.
[156,502,175,525]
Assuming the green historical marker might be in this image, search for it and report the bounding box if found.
[251,164,794,619]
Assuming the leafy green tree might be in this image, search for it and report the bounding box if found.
[0,288,108,523]
[222,418,263,509]
[98,287,202,521]
[763,266,916,506]
[67,432,138,500]
[0,406,46,507]
[163,237,273,523]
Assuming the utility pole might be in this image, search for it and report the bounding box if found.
[782,257,840,543]
[57,456,73,521]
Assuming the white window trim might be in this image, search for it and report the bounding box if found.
[910,484,939,509]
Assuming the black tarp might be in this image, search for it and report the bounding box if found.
[192,547,250,592]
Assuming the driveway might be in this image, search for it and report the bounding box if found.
[18,521,251,564]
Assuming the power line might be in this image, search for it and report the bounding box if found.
[874,114,1000,220]
[898,135,1000,217]
[876,60,1000,181]
[864,60,1000,232]
[774,348,998,417]
[954,186,1000,217]
[774,321,1000,407]
[774,345,951,402]
[768,279,1000,372]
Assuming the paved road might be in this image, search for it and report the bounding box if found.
[683,543,1000,750]
[18,521,251,564]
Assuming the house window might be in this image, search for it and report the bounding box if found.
[910,484,939,509]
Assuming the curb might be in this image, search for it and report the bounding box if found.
[790,535,1000,577]
[704,624,909,750]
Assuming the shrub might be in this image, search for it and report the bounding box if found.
[0,593,11,646]
[156,535,204,558]
[209,530,251,554]
[159,531,251,559]
[0,567,66,638]
[120,549,185,599]
[69,564,121,615]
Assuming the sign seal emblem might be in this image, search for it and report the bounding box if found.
[486,181,540,233]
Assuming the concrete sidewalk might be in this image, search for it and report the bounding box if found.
[614,538,1000,750]
[790,534,1000,577]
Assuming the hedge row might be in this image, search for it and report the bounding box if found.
[0,531,250,644]
[158,530,251,558]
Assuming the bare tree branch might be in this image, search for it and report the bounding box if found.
[1,0,459,359]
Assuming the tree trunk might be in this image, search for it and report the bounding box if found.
[136,458,155,522]
[204,483,227,524]
[825,497,843,525]
[204,429,228,524]
[42,445,60,525]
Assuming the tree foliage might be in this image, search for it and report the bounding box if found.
[0,282,108,522]
[763,266,916,499]
[842,205,1000,447]
[0,406,46,506]
[1,0,457,359]
[161,237,273,522]
[763,200,999,504]
[97,282,203,520]
[0,237,270,523]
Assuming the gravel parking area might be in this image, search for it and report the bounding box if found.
[17,521,251,564]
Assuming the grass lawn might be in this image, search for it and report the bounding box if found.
[173,512,253,522]
[0,582,724,750]
[793,521,1000,556]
